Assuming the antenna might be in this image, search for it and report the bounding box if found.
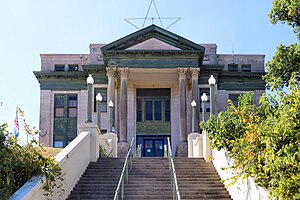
[231,30,235,64]
[124,0,181,30]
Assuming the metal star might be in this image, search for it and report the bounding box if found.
[125,0,181,30]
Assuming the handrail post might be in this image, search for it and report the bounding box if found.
[173,183,175,200]
[121,175,124,200]
[126,162,128,183]
[130,152,132,170]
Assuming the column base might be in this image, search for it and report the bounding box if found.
[176,141,188,157]
[117,142,130,158]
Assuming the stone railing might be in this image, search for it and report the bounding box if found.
[212,149,269,200]
[10,123,100,200]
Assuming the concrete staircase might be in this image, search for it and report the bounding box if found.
[67,157,231,200]
[174,158,232,200]
[67,158,124,200]
[124,158,173,199]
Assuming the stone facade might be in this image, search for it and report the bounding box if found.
[34,25,265,156]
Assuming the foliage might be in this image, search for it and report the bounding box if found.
[265,0,300,90]
[0,109,64,200]
[201,84,300,199]
[265,43,300,89]
[269,0,300,39]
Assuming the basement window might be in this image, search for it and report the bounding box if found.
[241,64,251,72]
[228,64,238,71]
[55,64,65,71]
[68,64,79,71]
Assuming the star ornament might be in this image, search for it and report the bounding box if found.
[124,0,181,30]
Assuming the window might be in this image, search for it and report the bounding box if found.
[94,88,107,112]
[154,101,162,120]
[137,99,142,122]
[68,96,77,118]
[241,64,251,72]
[68,64,78,71]
[55,64,65,71]
[228,64,238,71]
[53,94,78,148]
[145,100,153,120]
[54,95,65,117]
[165,99,170,122]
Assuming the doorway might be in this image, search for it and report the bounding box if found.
[137,136,170,157]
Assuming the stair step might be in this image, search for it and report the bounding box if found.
[67,157,232,200]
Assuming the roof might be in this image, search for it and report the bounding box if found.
[101,24,205,52]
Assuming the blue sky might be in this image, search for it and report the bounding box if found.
[0,0,297,141]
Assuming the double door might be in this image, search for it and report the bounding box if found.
[137,136,170,157]
[144,139,164,157]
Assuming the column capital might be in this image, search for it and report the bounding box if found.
[177,68,188,79]
[106,67,116,78]
[119,67,130,79]
[190,68,200,80]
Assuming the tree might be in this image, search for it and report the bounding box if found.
[201,85,300,199]
[269,0,300,39]
[200,1,300,198]
[0,109,63,200]
[265,0,300,89]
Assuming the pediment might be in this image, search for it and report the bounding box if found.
[101,24,205,52]
[126,38,181,50]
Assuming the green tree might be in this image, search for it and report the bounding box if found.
[265,0,300,89]
[201,85,300,199]
[0,109,63,200]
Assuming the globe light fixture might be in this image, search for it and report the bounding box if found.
[86,74,94,84]
[208,75,216,85]
[96,93,103,102]
[201,93,208,102]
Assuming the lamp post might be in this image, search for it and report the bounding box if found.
[86,74,94,123]
[201,93,208,122]
[108,100,114,132]
[208,75,216,116]
[96,93,103,130]
[191,100,197,133]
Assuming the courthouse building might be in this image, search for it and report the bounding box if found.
[34,25,265,157]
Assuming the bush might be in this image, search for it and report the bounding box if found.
[0,122,63,199]
[201,83,300,199]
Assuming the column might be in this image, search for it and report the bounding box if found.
[190,68,200,132]
[106,67,116,130]
[178,68,188,142]
[119,68,129,143]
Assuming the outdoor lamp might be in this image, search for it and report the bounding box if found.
[208,75,216,85]
[96,93,103,102]
[86,74,94,84]
[96,93,102,130]
[191,100,197,132]
[208,75,216,116]
[108,100,114,107]
[191,100,197,107]
[108,100,114,132]
[201,93,208,102]
[86,74,94,123]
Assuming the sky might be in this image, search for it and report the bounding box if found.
[0,0,297,142]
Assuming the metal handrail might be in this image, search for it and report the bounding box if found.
[167,138,181,200]
[113,137,134,200]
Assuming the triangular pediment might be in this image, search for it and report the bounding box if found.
[126,38,181,50]
[101,24,205,52]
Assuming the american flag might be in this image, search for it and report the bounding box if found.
[13,112,19,138]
